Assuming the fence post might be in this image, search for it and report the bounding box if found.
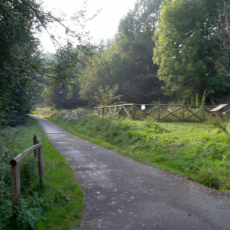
[158,105,161,121]
[11,164,20,207]
[38,146,44,185]
[203,107,206,121]
[131,104,136,119]
[33,135,38,157]
[183,105,185,121]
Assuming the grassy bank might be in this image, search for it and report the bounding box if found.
[32,107,230,193]
[0,118,84,230]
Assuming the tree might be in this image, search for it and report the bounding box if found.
[43,84,87,109]
[0,0,95,125]
[93,85,123,106]
[114,0,164,102]
[214,1,230,78]
[153,0,230,102]
[44,43,93,87]
[80,0,165,105]
[0,0,43,124]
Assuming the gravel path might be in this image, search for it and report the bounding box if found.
[32,115,230,230]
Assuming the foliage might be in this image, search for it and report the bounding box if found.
[44,43,94,88]
[0,0,96,125]
[0,0,43,125]
[80,0,165,106]
[214,1,230,78]
[42,85,87,109]
[153,0,230,101]
[0,119,84,229]
[209,118,230,139]
[93,85,123,106]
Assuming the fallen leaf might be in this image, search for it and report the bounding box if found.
[151,189,154,191]
[128,200,131,203]
[188,214,192,216]
[144,191,148,194]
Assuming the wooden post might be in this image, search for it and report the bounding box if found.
[183,105,185,121]
[203,107,206,121]
[38,146,44,185]
[11,164,20,207]
[33,135,38,157]
[158,105,161,121]
[131,104,136,119]
[220,109,223,120]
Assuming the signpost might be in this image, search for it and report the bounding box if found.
[209,104,228,120]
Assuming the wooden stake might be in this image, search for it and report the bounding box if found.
[131,104,136,119]
[33,135,37,156]
[38,146,44,185]
[11,164,20,207]
[158,105,161,120]
[183,106,185,121]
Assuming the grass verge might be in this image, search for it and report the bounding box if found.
[32,107,230,193]
[0,117,84,230]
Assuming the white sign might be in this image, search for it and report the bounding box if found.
[141,105,146,110]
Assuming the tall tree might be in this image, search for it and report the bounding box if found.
[153,0,230,101]
[214,1,230,78]
[114,0,163,102]
[80,0,165,106]
[0,0,95,125]
[0,0,42,124]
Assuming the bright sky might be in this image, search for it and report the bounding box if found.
[40,0,138,52]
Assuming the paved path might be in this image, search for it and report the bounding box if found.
[32,115,230,230]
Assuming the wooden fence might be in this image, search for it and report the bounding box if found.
[94,104,214,122]
[10,134,44,207]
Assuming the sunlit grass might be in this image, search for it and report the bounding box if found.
[33,107,230,193]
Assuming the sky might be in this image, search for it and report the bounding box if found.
[40,0,138,52]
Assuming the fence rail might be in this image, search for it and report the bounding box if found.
[10,134,44,207]
[94,104,215,122]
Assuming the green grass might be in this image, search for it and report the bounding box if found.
[0,118,84,230]
[32,107,230,193]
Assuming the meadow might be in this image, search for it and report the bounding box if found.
[0,118,84,230]
[33,106,230,193]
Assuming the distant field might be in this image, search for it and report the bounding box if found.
[33,107,230,193]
